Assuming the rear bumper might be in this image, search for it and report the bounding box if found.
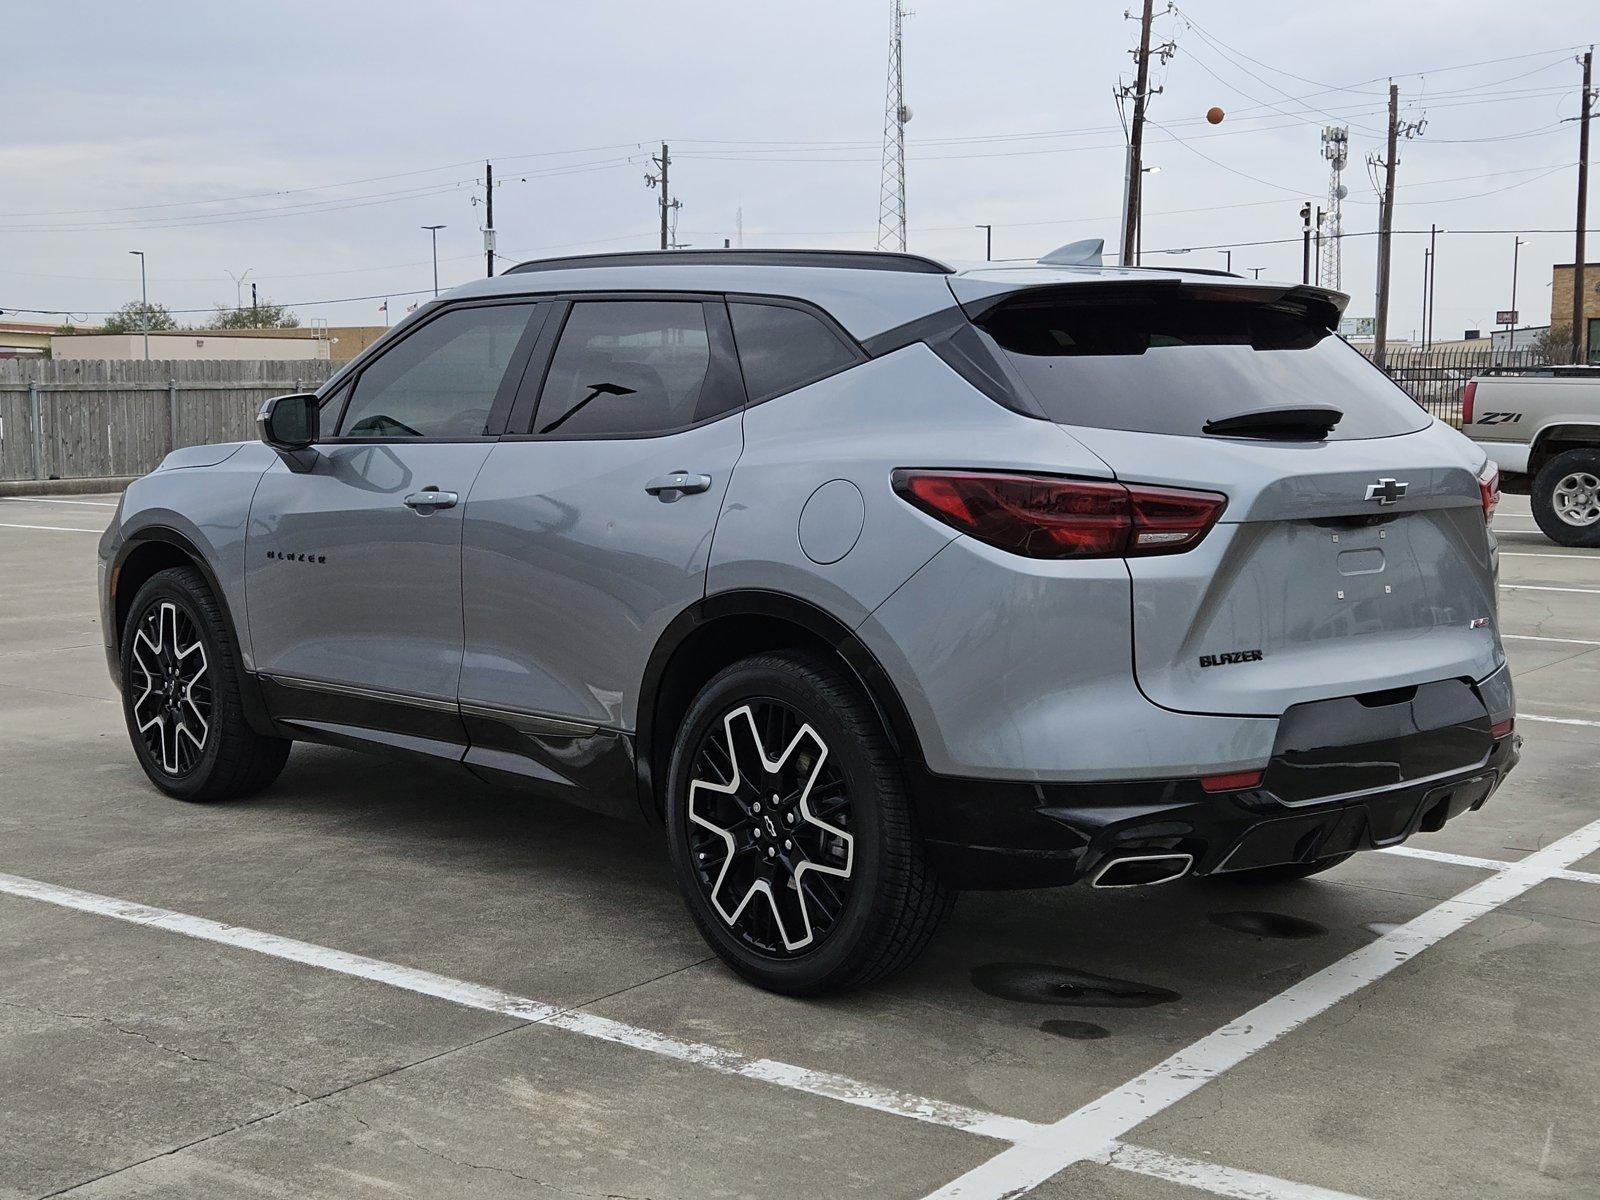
[918,667,1519,890]
[922,736,1518,889]
[1474,439,1531,476]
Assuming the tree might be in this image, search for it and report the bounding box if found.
[102,301,178,334]
[208,300,300,330]
[1532,324,1575,364]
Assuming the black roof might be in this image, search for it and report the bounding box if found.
[505,248,953,276]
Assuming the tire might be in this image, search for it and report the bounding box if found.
[120,566,291,802]
[664,651,954,995]
[1531,448,1600,548]
[1205,853,1354,885]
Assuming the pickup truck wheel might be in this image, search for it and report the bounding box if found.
[664,651,954,995]
[1531,449,1600,547]
[120,566,291,802]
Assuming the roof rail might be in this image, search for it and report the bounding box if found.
[504,248,953,275]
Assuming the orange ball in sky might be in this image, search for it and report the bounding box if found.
[1206,106,1226,125]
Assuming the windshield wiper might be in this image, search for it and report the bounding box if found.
[1203,405,1343,441]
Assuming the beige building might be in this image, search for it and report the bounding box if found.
[1549,262,1600,364]
[52,332,332,361]
[0,320,68,358]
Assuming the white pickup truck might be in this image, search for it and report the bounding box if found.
[1463,367,1600,546]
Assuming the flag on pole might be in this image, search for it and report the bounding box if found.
[406,302,418,313]
[377,301,387,314]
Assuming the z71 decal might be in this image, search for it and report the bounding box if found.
[1475,411,1522,425]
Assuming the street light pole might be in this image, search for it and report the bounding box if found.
[128,250,148,363]
[974,224,992,262]
[1508,235,1525,358]
[1217,249,1232,273]
[225,268,252,313]
[1427,224,1439,351]
[422,225,446,297]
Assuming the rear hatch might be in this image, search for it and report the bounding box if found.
[959,278,1501,717]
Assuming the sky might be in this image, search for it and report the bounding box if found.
[1,1,1594,339]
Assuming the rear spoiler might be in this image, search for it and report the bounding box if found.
[950,278,1350,330]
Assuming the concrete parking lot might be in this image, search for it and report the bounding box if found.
[1,490,1597,1200]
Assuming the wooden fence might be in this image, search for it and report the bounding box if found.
[0,360,338,482]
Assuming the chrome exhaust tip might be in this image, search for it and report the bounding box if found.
[1089,852,1194,889]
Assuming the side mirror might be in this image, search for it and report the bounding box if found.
[257,393,320,471]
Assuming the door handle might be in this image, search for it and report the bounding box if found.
[403,489,460,509]
[644,471,713,497]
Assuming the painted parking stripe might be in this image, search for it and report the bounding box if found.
[0,870,1037,1144]
[1521,713,1600,729]
[1380,845,1600,887]
[0,496,118,507]
[1503,634,1600,646]
[1095,1143,1372,1200]
[920,817,1600,1199]
[1500,584,1600,595]
[0,871,1396,1200]
[1500,551,1600,560]
[0,521,101,533]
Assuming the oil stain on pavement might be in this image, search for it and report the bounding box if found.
[970,962,1181,1008]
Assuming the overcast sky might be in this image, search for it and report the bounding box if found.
[1,1,1594,338]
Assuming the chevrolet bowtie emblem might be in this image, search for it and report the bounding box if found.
[1365,478,1408,505]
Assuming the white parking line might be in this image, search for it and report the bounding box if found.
[0,521,101,534]
[0,496,118,507]
[921,817,1600,1199]
[1095,1142,1372,1200]
[1500,584,1600,595]
[1521,713,1600,729]
[1380,845,1600,886]
[0,870,1034,1143]
[1503,634,1600,646]
[0,869,1387,1200]
[1500,551,1600,560]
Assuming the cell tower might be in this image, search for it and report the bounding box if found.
[876,0,910,251]
[1319,125,1349,289]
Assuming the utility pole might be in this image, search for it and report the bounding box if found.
[1121,0,1156,266]
[1506,235,1526,358]
[1371,82,1423,368]
[251,282,258,327]
[1573,47,1594,364]
[1421,247,1431,352]
[646,143,682,250]
[423,225,446,296]
[1427,224,1439,351]
[1300,201,1314,284]
[128,250,149,362]
[975,224,992,261]
[484,162,495,277]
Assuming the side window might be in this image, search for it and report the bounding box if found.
[729,302,860,402]
[337,304,533,439]
[534,301,714,437]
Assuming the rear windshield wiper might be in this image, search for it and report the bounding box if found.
[1202,405,1343,441]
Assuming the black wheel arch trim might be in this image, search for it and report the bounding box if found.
[111,525,277,738]
[634,589,929,825]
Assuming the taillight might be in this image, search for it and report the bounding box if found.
[1477,459,1500,523]
[1490,716,1514,740]
[890,470,1226,559]
[1461,379,1478,425]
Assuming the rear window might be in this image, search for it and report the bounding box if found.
[977,292,1430,440]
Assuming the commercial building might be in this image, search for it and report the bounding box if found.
[1549,262,1600,364]
[52,332,332,361]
